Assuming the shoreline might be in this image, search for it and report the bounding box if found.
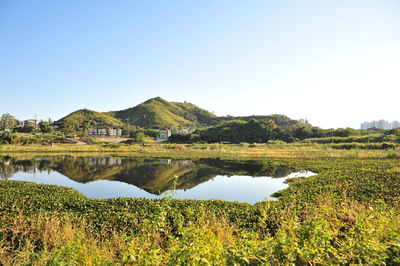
[0,143,397,160]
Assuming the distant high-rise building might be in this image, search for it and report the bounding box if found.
[360,122,370,130]
[378,120,390,130]
[391,121,400,129]
[360,120,400,130]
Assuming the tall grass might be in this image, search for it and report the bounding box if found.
[1,197,398,265]
[0,143,394,159]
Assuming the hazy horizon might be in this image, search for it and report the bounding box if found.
[1,1,399,129]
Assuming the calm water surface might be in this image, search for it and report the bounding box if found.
[0,155,315,203]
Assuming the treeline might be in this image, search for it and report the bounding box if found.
[196,120,286,143]
[328,143,398,150]
[303,129,400,144]
[0,132,67,145]
[169,119,398,144]
[2,111,399,146]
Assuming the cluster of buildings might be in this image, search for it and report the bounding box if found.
[16,119,39,128]
[158,129,191,141]
[360,120,400,130]
[2,113,194,141]
[88,127,123,138]
[0,161,40,174]
[88,127,192,140]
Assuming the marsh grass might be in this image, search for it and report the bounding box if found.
[0,213,117,265]
[0,196,398,265]
[0,143,393,160]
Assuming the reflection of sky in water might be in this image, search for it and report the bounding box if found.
[9,170,315,204]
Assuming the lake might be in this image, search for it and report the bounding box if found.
[0,155,315,203]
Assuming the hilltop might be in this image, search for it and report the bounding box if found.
[107,97,218,129]
[56,109,124,132]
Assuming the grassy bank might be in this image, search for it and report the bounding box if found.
[1,155,399,264]
[1,143,399,159]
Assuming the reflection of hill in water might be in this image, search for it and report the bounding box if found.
[0,155,293,195]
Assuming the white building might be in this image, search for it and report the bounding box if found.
[391,121,400,129]
[88,128,98,136]
[172,129,191,135]
[158,130,172,141]
[16,119,39,128]
[98,128,107,137]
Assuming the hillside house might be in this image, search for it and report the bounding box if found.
[88,128,97,136]
[98,128,107,137]
[108,128,122,138]
[158,129,192,141]
[158,130,172,141]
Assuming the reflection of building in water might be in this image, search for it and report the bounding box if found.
[87,157,122,166]
[159,159,191,165]
[14,164,39,173]
[26,165,38,174]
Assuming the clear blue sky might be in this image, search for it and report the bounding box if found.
[1,0,399,128]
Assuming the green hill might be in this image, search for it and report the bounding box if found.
[108,97,218,129]
[57,97,301,132]
[56,109,124,132]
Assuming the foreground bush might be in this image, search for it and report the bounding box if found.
[0,192,398,265]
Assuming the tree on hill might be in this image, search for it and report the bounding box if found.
[0,113,16,130]
[39,121,53,133]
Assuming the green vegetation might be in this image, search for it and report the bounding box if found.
[107,97,218,129]
[218,113,299,127]
[127,128,159,142]
[56,109,124,134]
[0,156,399,264]
[0,132,66,145]
[174,101,219,125]
[327,142,398,150]
[304,128,400,144]
[166,119,399,145]
[0,113,17,130]
[196,119,286,143]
